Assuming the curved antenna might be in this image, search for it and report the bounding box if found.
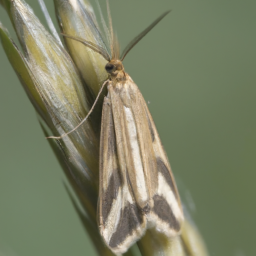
[120,10,171,61]
[95,0,111,53]
[61,33,111,61]
[106,0,114,56]
[106,0,120,59]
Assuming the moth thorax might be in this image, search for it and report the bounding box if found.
[105,59,125,80]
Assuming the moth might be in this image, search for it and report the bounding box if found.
[50,3,184,255]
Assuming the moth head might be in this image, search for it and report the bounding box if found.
[105,59,124,76]
[61,9,171,78]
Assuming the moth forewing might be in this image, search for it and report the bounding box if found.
[98,75,184,254]
[98,90,147,255]
[142,99,184,235]
[129,81,159,204]
[110,79,152,209]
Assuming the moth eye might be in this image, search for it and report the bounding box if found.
[105,63,115,73]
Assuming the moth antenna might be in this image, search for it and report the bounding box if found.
[121,10,171,61]
[106,0,115,57]
[95,0,112,55]
[61,33,111,61]
[96,0,120,59]
[113,32,120,59]
[47,80,109,140]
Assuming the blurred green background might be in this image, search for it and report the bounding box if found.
[0,0,255,255]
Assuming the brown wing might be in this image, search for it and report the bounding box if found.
[109,78,158,211]
[98,94,146,255]
[140,88,184,236]
[99,76,183,254]
[125,75,184,236]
